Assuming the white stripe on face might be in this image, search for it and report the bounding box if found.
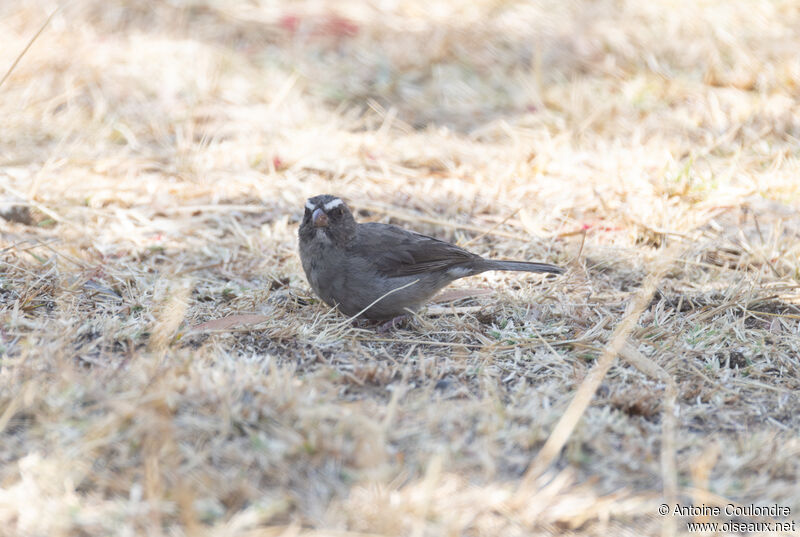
[305,200,316,211]
[323,198,344,211]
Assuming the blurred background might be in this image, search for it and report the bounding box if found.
[5,0,797,222]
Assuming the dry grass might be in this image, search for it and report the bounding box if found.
[2,1,800,536]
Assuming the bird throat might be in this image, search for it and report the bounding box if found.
[315,227,333,243]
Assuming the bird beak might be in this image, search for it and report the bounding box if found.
[312,208,328,228]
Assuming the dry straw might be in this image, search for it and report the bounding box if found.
[2,0,800,536]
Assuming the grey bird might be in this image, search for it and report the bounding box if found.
[298,194,564,320]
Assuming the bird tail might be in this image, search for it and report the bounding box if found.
[480,259,565,274]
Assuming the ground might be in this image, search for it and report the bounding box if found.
[1,1,799,536]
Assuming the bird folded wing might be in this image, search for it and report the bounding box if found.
[352,223,476,276]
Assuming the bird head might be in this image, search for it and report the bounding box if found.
[299,194,357,244]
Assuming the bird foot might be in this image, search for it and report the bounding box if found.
[348,316,407,332]
[376,315,408,333]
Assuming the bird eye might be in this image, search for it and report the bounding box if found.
[304,208,311,220]
[329,207,342,217]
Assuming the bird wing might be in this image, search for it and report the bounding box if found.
[350,222,477,276]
